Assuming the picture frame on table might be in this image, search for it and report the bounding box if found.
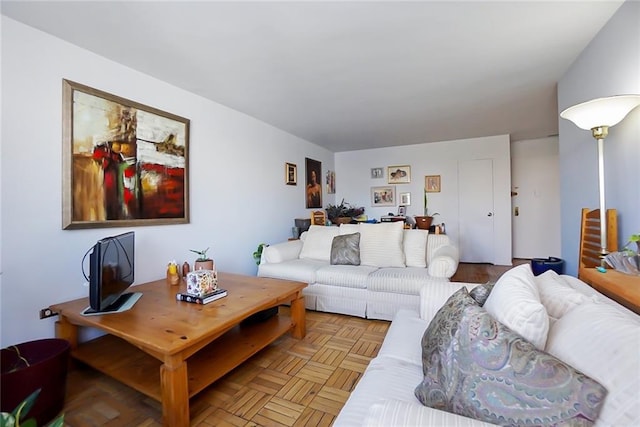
[387,165,411,184]
[62,79,190,230]
[371,186,396,207]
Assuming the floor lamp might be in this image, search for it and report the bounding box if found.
[560,94,640,260]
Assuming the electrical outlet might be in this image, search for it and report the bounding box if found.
[39,308,57,319]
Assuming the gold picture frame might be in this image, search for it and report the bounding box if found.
[425,175,441,193]
[62,79,190,229]
[387,165,411,184]
[285,162,297,185]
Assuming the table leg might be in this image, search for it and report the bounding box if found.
[55,316,78,349]
[290,295,306,339]
[160,355,189,427]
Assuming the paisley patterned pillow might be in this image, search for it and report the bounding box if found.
[416,288,607,426]
[330,232,361,265]
[469,281,495,306]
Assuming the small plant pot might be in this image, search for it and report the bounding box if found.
[194,259,214,271]
[1,338,70,425]
[414,216,433,230]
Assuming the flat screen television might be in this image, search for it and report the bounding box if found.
[83,231,140,315]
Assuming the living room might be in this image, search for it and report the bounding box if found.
[1,0,638,375]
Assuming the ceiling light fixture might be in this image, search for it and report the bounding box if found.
[560,94,640,261]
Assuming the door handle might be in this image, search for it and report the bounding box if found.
[487,212,493,217]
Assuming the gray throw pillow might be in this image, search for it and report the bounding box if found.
[415,288,607,426]
[469,280,495,306]
[330,232,361,265]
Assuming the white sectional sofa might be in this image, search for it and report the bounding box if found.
[334,264,640,427]
[257,222,460,320]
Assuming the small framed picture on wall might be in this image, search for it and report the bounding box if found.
[425,175,441,193]
[399,192,411,206]
[371,186,396,207]
[387,165,411,184]
[285,162,297,185]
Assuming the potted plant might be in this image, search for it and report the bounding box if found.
[190,247,214,271]
[1,339,70,426]
[325,199,365,224]
[414,191,439,230]
[253,243,268,265]
[1,389,64,427]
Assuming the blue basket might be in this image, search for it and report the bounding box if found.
[531,257,565,276]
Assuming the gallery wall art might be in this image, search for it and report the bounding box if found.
[371,186,395,206]
[305,157,322,208]
[62,79,190,229]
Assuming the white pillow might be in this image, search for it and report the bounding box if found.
[403,229,428,268]
[298,225,339,262]
[534,270,590,320]
[483,263,549,349]
[339,223,360,235]
[358,222,406,267]
[546,302,640,427]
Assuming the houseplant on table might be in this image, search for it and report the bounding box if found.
[414,191,439,230]
[325,199,365,225]
[190,247,214,271]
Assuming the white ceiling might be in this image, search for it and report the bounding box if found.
[1,1,624,152]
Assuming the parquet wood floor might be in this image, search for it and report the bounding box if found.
[59,261,527,426]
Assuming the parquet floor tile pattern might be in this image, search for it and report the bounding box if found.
[60,261,526,426]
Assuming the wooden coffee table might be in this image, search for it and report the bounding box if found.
[50,273,306,427]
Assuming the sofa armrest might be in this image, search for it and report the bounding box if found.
[419,282,480,323]
[427,244,459,278]
[260,240,303,264]
[363,400,494,427]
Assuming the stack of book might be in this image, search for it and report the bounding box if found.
[176,288,227,305]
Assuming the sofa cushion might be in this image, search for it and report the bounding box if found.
[546,301,640,426]
[339,223,360,235]
[315,264,377,289]
[363,400,495,427]
[333,355,425,427]
[330,232,361,265]
[415,288,608,426]
[257,258,326,283]
[299,225,339,262]
[367,267,442,295]
[403,229,428,267]
[534,270,591,321]
[468,280,494,306]
[483,263,549,349]
[359,222,406,268]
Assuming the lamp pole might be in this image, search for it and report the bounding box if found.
[592,126,609,260]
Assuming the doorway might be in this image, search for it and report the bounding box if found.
[458,159,495,263]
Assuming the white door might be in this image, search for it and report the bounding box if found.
[458,159,494,263]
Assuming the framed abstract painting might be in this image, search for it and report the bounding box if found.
[62,79,190,229]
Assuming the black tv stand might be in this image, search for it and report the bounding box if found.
[82,292,142,316]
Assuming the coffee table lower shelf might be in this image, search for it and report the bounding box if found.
[71,313,293,401]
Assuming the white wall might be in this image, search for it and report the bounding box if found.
[558,1,640,276]
[335,135,513,265]
[0,17,334,347]
[511,137,561,259]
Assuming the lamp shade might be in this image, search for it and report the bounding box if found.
[560,94,640,130]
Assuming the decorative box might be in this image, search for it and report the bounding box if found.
[186,269,218,296]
